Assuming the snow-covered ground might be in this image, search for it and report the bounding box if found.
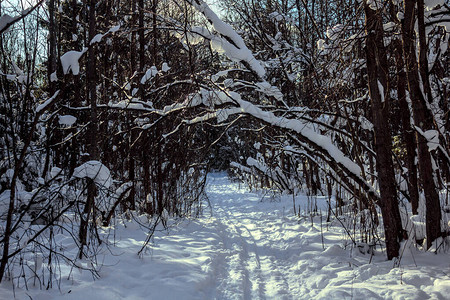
[1,173,449,299]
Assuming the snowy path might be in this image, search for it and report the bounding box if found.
[206,176,300,299]
[1,173,449,299]
[172,173,449,299]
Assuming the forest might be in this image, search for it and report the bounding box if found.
[0,0,449,297]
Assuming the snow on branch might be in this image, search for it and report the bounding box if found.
[60,23,120,76]
[36,90,60,113]
[60,48,87,75]
[0,0,44,35]
[185,0,266,79]
[234,98,362,175]
[188,87,361,179]
[89,23,121,45]
[229,162,252,174]
[246,157,292,191]
[72,161,112,189]
[172,2,286,104]
[162,3,376,198]
[193,88,378,198]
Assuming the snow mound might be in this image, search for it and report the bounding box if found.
[58,115,77,126]
[73,160,112,188]
[60,48,87,75]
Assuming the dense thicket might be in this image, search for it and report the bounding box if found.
[0,0,448,285]
[217,0,449,259]
[0,0,215,283]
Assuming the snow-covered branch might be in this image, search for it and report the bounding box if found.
[0,0,45,35]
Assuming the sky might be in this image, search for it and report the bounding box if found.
[1,0,37,14]
[1,0,223,16]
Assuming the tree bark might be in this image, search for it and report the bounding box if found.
[394,39,419,215]
[48,0,57,95]
[125,0,138,212]
[402,0,442,249]
[364,4,403,260]
[79,0,98,258]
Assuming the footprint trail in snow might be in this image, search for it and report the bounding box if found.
[2,172,449,300]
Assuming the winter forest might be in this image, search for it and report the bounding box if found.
[0,0,449,298]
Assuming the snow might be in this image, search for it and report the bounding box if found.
[235,98,363,177]
[58,115,77,126]
[425,0,446,10]
[108,24,121,33]
[416,127,440,152]
[190,0,266,79]
[108,99,148,110]
[90,24,120,45]
[195,87,364,182]
[191,87,365,189]
[1,173,449,299]
[7,61,30,84]
[90,33,105,45]
[246,156,268,173]
[366,0,383,10]
[161,62,170,72]
[50,71,58,82]
[211,69,235,82]
[383,22,396,32]
[115,182,132,196]
[209,35,266,79]
[36,90,60,113]
[326,24,344,41]
[0,7,31,33]
[0,14,17,33]
[423,129,440,151]
[72,160,112,189]
[60,48,87,75]
[316,39,326,51]
[378,80,385,103]
[255,82,283,102]
[359,116,374,131]
[141,66,158,84]
[183,26,209,45]
[50,166,62,179]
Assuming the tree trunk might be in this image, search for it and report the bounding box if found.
[402,0,442,249]
[48,0,57,95]
[125,0,138,212]
[79,0,98,258]
[394,39,419,215]
[364,4,403,260]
